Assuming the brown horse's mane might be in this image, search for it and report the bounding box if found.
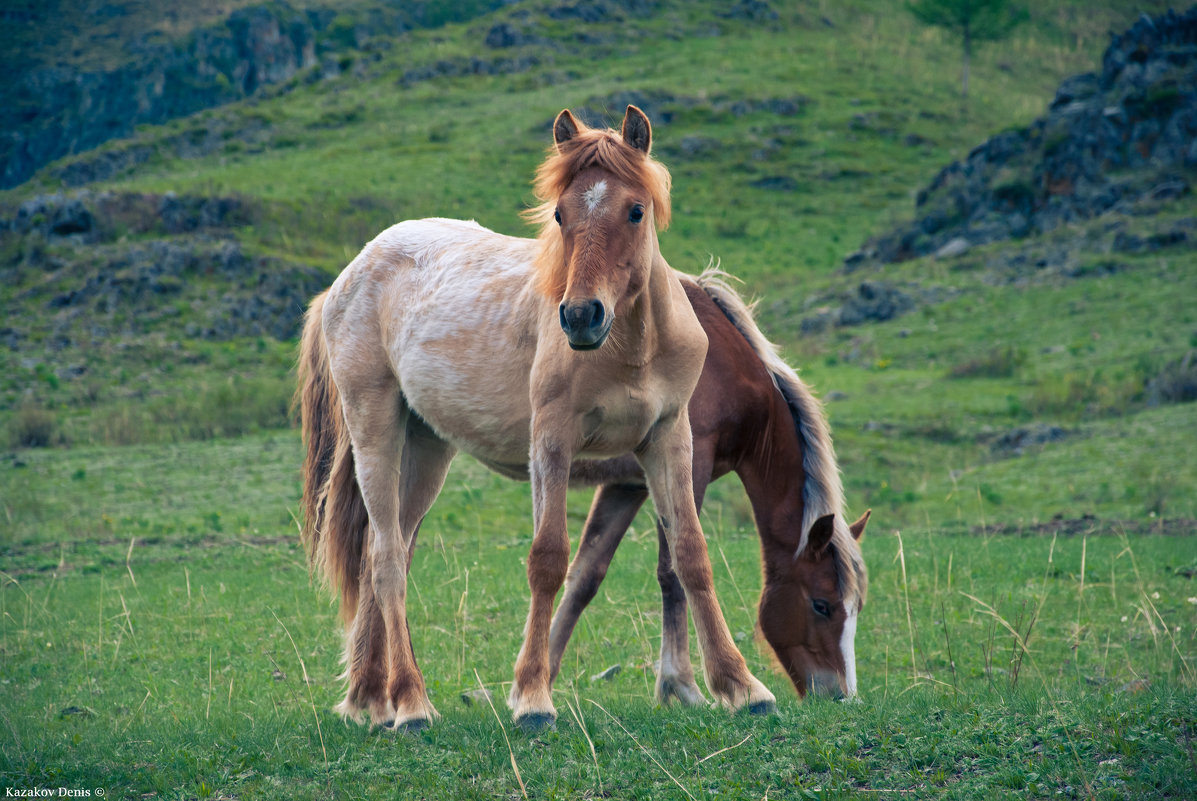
[524,121,673,300]
[695,267,868,609]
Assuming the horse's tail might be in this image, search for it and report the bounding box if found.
[693,266,847,555]
[297,290,367,622]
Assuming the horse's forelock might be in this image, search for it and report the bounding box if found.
[526,126,672,300]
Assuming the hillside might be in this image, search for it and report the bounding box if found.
[0,0,513,187]
[2,0,1193,528]
[1,3,1195,799]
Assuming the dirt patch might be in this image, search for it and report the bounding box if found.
[971,514,1195,537]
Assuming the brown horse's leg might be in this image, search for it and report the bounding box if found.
[655,460,713,707]
[509,432,572,728]
[548,482,648,682]
[639,409,776,713]
[654,522,704,706]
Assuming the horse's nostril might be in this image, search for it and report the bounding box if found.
[558,303,568,333]
[589,300,604,329]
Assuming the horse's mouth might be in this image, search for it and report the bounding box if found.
[807,671,846,699]
[566,327,611,351]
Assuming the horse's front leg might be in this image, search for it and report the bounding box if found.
[509,430,573,729]
[639,408,776,714]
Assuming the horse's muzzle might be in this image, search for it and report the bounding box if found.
[807,671,846,699]
[559,299,611,351]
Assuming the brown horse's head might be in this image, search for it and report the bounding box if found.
[759,510,870,699]
[529,105,672,351]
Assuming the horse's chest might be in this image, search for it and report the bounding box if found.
[575,384,665,457]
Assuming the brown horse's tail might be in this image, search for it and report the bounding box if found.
[297,290,367,622]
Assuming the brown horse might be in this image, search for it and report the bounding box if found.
[298,106,774,731]
[548,270,870,702]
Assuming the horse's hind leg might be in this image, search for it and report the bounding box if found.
[548,482,648,682]
[654,465,713,707]
[337,417,454,728]
[654,522,705,707]
[639,410,775,714]
[335,547,389,725]
[334,368,452,730]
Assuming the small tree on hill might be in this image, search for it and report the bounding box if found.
[908,0,1027,100]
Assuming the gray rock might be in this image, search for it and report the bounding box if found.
[720,0,779,23]
[858,8,1197,264]
[935,237,971,259]
[989,424,1073,457]
[590,664,621,682]
[460,688,494,706]
[750,175,798,192]
[837,281,914,326]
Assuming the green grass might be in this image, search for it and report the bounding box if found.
[1,434,1194,799]
[1,0,1195,798]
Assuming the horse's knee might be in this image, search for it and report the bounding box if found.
[656,564,686,604]
[528,537,569,595]
[563,560,607,608]
[370,545,409,602]
[668,532,715,592]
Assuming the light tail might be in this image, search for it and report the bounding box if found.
[297,290,368,621]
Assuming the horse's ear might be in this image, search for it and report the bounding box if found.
[621,105,652,154]
[848,509,871,541]
[805,514,836,558]
[553,109,581,152]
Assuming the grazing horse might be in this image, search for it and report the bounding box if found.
[298,106,774,731]
[547,271,870,701]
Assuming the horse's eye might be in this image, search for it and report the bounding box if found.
[812,599,832,618]
[554,208,562,225]
[628,204,644,224]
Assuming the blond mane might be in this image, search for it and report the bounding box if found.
[524,121,672,300]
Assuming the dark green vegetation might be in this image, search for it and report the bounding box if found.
[907,0,1028,99]
[1,1,1194,798]
[0,0,513,186]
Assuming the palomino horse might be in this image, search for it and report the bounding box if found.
[298,106,774,730]
[548,271,870,701]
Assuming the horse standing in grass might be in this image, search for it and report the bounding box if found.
[298,106,775,731]
[548,270,870,702]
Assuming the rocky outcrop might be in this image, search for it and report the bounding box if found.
[1,191,327,349]
[848,8,1197,267]
[1,1,517,189]
[1,4,325,189]
[3,191,255,242]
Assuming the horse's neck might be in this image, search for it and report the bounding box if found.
[736,391,808,560]
[614,255,686,363]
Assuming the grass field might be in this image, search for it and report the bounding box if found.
[1,433,1194,799]
[1,0,1194,798]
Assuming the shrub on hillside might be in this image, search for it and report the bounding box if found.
[8,404,58,448]
[947,345,1025,379]
[1146,351,1197,406]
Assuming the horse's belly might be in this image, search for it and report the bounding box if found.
[396,330,534,464]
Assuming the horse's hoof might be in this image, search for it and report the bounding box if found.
[383,717,429,734]
[747,700,777,716]
[514,712,556,733]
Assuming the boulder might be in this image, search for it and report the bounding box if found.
[849,8,1197,268]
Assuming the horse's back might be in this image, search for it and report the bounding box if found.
[325,218,544,465]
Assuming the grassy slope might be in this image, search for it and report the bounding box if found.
[1,1,1194,798]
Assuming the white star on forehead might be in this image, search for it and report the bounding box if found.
[582,180,608,214]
